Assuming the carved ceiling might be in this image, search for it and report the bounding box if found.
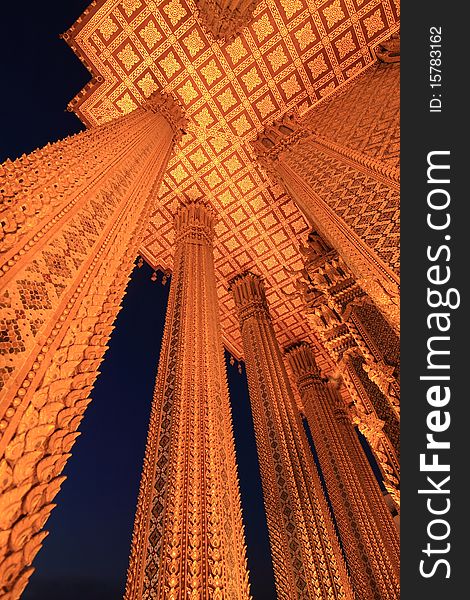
[65,0,399,368]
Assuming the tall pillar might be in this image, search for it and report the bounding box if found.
[229,272,353,600]
[300,229,400,415]
[0,92,186,599]
[300,293,400,504]
[292,228,400,505]
[252,111,400,333]
[299,295,400,504]
[285,341,400,600]
[125,200,250,599]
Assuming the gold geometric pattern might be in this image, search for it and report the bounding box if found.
[266,45,289,72]
[256,95,276,118]
[122,0,143,17]
[308,52,329,79]
[323,0,345,29]
[118,43,140,70]
[295,21,316,50]
[137,71,159,95]
[139,20,162,47]
[364,9,385,38]
[163,0,187,25]
[306,61,400,167]
[64,0,399,368]
[285,142,400,273]
[116,92,138,112]
[182,28,204,56]
[335,30,356,59]
[280,0,303,20]
[159,51,181,77]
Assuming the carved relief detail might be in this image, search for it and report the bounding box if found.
[288,229,400,505]
[230,272,354,600]
[196,0,260,40]
[125,200,250,599]
[286,341,400,600]
[0,92,186,598]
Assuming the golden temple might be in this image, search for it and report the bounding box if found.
[0,0,400,598]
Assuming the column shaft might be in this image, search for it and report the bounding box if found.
[125,200,250,599]
[293,230,400,504]
[306,299,400,505]
[286,342,400,600]
[230,272,353,600]
[0,93,186,599]
[252,111,399,333]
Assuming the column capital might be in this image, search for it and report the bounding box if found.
[284,341,322,382]
[233,278,353,597]
[251,111,309,166]
[143,90,188,140]
[229,271,270,325]
[174,198,216,244]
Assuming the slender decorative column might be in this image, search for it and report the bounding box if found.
[293,240,400,505]
[229,272,353,600]
[0,92,187,599]
[285,341,400,600]
[252,112,400,333]
[299,295,400,504]
[196,0,259,39]
[125,200,250,599]
[298,229,400,412]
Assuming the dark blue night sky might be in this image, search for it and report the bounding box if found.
[2,2,275,598]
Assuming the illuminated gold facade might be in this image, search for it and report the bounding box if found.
[1,0,400,598]
[61,0,400,373]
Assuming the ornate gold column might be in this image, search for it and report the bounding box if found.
[298,229,400,414]
[125,200,250,599]
[285,341,400,600]
[0,92,186,599]
[252,112,400,333]
[292,234,400,505]
[229,272,353,600]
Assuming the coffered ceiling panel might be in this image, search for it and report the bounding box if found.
[65,0,399,370]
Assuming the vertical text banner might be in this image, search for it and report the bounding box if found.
[401,3,466,599]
